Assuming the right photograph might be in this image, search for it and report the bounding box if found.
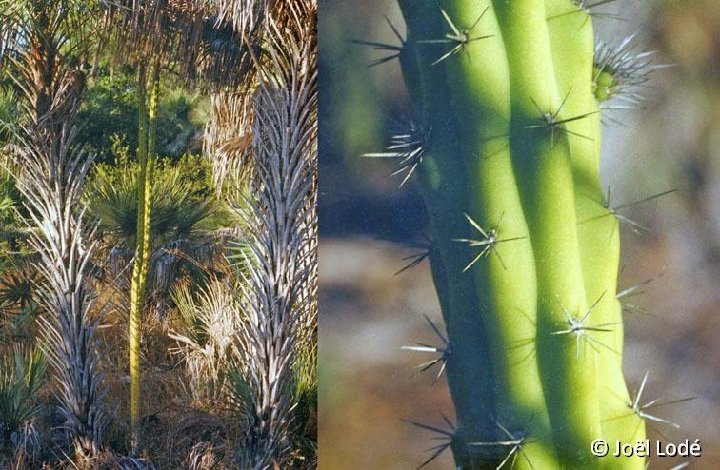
[319,1,719,468]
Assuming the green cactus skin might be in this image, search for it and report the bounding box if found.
[398,5,497,460]
[544,2,646,468]
[390,1,648,468]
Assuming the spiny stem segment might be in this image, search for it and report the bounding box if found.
[377,1,667,467]
[469,419,536,470]
[364,115,428,187]
[455,213,525,271]
[527,91,598,145]
[551,292,619,358]
[417,7,492,66]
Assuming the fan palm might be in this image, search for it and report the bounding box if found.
[87,155,221,317]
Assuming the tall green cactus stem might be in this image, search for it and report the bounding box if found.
[545,2,646,467]
[397,4,497,462]
[407,1,557,468]
[386,0,648,468]
[493,2,603,465]
[129,61,160,455]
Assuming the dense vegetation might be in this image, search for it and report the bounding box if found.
[0,1,317,468]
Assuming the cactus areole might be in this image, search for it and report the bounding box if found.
[368,1,667,468]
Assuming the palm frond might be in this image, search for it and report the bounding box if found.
[101,0,197,66]
[87,156,217,249]
[187,440,226,470]
[0,344,46,448]
[2,2,108,457]
[169,280,241,403]
[204,92,255,193]
[8,122,109,460]
[227,0,317,467]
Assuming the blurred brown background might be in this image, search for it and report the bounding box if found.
[318,0,720,468]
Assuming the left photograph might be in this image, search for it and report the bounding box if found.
[0,1,317,468]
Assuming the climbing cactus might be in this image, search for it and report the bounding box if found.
[363,1,673,468]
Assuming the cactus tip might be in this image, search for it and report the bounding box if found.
[594,34,671,106]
